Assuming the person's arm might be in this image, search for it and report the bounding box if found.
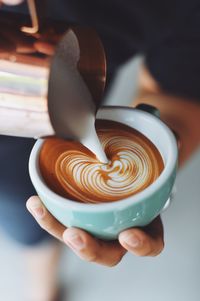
[137,66,200,166]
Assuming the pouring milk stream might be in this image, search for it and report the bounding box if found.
[48,28,108,163]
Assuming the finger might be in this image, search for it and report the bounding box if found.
[119,217,164,257]
[63,227,127,267]
[34,41,55,55]
[26,196,66,241]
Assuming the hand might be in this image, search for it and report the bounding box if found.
[26,196,164,267]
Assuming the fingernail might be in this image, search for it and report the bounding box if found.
[28,199,45,219]
[64,232,85,251]
[123,234,142,248]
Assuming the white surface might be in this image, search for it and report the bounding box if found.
[104,56,143,106]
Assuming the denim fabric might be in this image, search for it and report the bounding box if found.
[0,136,51,245]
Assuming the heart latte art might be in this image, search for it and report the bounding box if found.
[39,120,164,203]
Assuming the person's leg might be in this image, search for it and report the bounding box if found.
[23,240,62,301]
[0,136,62,301]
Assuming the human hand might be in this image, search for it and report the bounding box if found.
[27,196,164,266]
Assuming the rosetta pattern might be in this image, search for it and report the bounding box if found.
[55,128,163,203]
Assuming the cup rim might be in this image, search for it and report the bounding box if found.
[29,105,178,212]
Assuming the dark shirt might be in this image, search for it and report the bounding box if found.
[2,0,200,99]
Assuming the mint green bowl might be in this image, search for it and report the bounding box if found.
[29,106,178,240]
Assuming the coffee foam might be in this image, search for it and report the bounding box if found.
[39,120,164,203]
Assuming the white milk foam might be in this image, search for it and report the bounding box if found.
[80,123,108,163]
[55,128,162,203]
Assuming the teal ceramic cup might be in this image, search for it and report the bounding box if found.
[29,105,178,240]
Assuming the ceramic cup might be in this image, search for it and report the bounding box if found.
[29,105,178,240]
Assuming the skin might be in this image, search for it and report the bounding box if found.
[26,66,200,266]
[26,197,164,266]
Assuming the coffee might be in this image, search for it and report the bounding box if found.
[39,120,164,203]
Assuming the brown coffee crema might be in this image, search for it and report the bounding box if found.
[39,120,164,203]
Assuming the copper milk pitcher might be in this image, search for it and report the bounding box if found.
[0,0,106,139]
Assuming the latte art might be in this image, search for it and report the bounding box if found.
[39,120,164,203]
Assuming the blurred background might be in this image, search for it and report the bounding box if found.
[0,57,200,301]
